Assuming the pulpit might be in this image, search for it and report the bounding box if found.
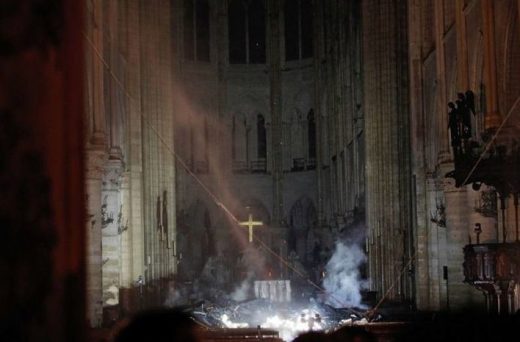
[463,242,520,314]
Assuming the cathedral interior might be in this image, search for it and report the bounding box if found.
[2,0,520,341]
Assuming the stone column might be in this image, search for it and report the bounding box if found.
[455,0,469,91]
[481,0,501,130]
[362,0,412,301]
[84,0,107,328]
[101,159,124,307]
[268,0,284,225]
[312,0,324,224]
[85,150,106,327]
[408,0,428,309]
[125,0,145,287]
[433,0,450,161]
[87,0,106,146]
[119,172,132,287]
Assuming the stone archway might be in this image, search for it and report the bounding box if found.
[177,199,214,280]
[288,196,317,265]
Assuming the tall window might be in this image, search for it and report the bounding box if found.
[308,109,316,159]
[228,0,266,64]
[184,0,210,62]
[284,0,313,61]
[257,114,267,159]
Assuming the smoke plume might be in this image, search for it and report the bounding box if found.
[322,240,367,308]
[230,275,252,301]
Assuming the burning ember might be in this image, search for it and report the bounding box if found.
[189,298,369,341]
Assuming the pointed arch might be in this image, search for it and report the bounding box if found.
[257,113,267,159]
[248,0,266,63]
[232,112,248,172]
[288,197,317,263]
[307,109,316,161]
[184,0,210,61]
[229,0,247,63]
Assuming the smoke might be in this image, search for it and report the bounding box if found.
[230,275,253,301]
[230,245,266,301]
[322,239,367,308]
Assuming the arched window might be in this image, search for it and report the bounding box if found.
[229,0,246,63]
[257,114,267,159]
[307,109,316,160]
[248,1,266,63]
[284,0,313,61]
[229,0,266,64]
[184,0,210,62]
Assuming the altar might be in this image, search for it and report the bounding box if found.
[254,280,292,302]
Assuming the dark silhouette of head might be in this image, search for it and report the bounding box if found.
[114,308,201,342]
[293,331,330,342]
[329,326,376,342]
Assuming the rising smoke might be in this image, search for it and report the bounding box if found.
[230,275,252,301]
[230,245,266,301]
[322,225,368,308]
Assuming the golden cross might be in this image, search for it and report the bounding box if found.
[239,213,263,243]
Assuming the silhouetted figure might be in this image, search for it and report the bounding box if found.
[448,102,461,156]
[457,93,472,139]
[114,308,201,342]
[293,331,330,342]
[465,90,476,115]
[329,326,376,342]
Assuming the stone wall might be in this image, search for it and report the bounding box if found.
[408,0,520,311]
[84,0,177,327]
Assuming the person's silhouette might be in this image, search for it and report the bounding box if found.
[114,308,201,342]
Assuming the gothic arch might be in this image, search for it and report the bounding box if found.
[231,112,248,164]
[177,199,215,279]
[228,0,266,64]
[236,197,271,225]
[288,196,317,263]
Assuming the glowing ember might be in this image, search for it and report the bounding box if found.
[220,309,325,341]
[220,314,249,329]
[261,310,325,341]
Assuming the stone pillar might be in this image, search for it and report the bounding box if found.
[87,0,106,146]
[408,0,428,309]
[481,0,501,130]
[363,0,412,301]
[268,0,284,225]
[119,172,132,287]
[139,0,176,293]
[84,0,107,328]
[101,159,124,306]
[124,0,145,288]
[433,0,450,161]
[455,0,469,91]
[85,150,106,327]
[312,0,324,224]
